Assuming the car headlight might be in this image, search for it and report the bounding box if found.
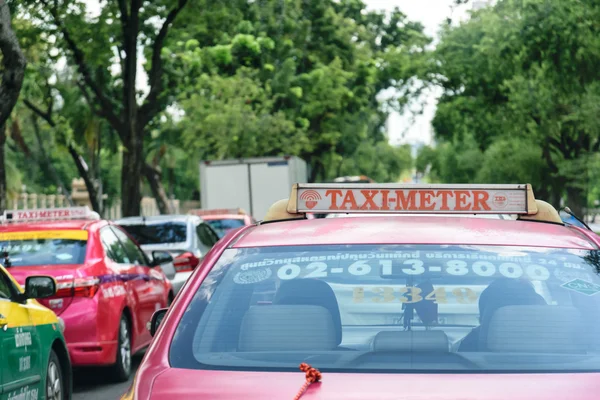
[57,317,65,334]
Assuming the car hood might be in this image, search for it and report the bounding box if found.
[148,369,600,399]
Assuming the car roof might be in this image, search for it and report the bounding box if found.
[202,214,246,220]
[0,219,101,231]
[232,216,597,250]
[115,215,202,224]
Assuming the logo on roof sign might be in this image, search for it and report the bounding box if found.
[561,278,600,296]
[299,189,322,210]
[492,193,508,209]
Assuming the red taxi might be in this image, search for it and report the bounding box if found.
[188,208,255,239]
[0,207,173,382]
[124,184,600,399]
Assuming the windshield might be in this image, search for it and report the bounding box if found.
[119,222,187,245]
[170,244,600,373]
[206,219,246,238]
[0,231,87,266]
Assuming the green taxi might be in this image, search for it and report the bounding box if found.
[0,265,72,400]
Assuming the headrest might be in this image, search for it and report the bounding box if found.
[274,279,343,345]
[238,305,337,352]
[479,278,546,320]
[372,330,449,353]
[486,305,586,353]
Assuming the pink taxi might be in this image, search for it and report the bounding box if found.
[0,207,173,382]
[124,184,600,399]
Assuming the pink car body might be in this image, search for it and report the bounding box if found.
[124,215,600,399]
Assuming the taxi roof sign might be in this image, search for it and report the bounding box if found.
[1,206,99,222]
[287,183,537,215]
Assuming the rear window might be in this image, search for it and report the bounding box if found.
[0,230,87,266]
[119,222,187,245]
[170,244,600,373]
[206,219,246,238]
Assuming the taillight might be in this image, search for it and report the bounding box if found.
[173,252,200,273]
[54,277,100,298]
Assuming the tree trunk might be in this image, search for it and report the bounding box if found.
[566,185,586,219]
[67,145,102,214]
[309,160,324,183]
[0,124,6,213]
[121,136,144,217]
[144,163,172,214]
[0,0,27,213]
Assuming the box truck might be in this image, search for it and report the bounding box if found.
[199,156,308,220]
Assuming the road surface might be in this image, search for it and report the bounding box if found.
[72,354,143,400]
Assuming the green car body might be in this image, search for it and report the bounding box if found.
[0,265,72,400]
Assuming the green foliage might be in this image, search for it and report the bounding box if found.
[179,68,310,159]
[167,0,429,182]
[11,0,428,206]
[430,0,600,213]
[337,143,413,183]
[475,138,550,187]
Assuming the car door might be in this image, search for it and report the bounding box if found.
[111,226,161,343]
[0,269,43,399]
[99,226,151,346]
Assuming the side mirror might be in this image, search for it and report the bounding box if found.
[152,251,174,266]
[24,276,56,299]
[149,308,168,337]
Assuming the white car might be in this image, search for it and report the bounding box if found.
[115,215,220,295]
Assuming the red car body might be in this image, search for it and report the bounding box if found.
[125,213,600,399]
[0,217,173,368]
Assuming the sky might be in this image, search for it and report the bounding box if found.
[365,0,471,147]
[83,0,473,146]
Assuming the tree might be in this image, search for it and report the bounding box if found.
[475,138,552,198]
[0,0,26,212]
[337,143,413,183]
[22,73,103,212]
[22,0,191,216]
[167,0,429,182]
[432,0,600,215]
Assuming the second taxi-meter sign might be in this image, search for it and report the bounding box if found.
[292,184,531,214]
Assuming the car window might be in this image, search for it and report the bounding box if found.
[206,219,245,238]
[0,270,13,299]
[100,226,130,264]
[170,244,600,373]
[119,222,187,245]
[0,232,87,266]
[111,227,148,266]
[196,223,217,248]
[205,224,220,244]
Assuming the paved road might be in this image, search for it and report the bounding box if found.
[72,354,143,400]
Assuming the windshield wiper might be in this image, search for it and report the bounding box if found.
[563,207,592,230]
[293,363,322,400]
